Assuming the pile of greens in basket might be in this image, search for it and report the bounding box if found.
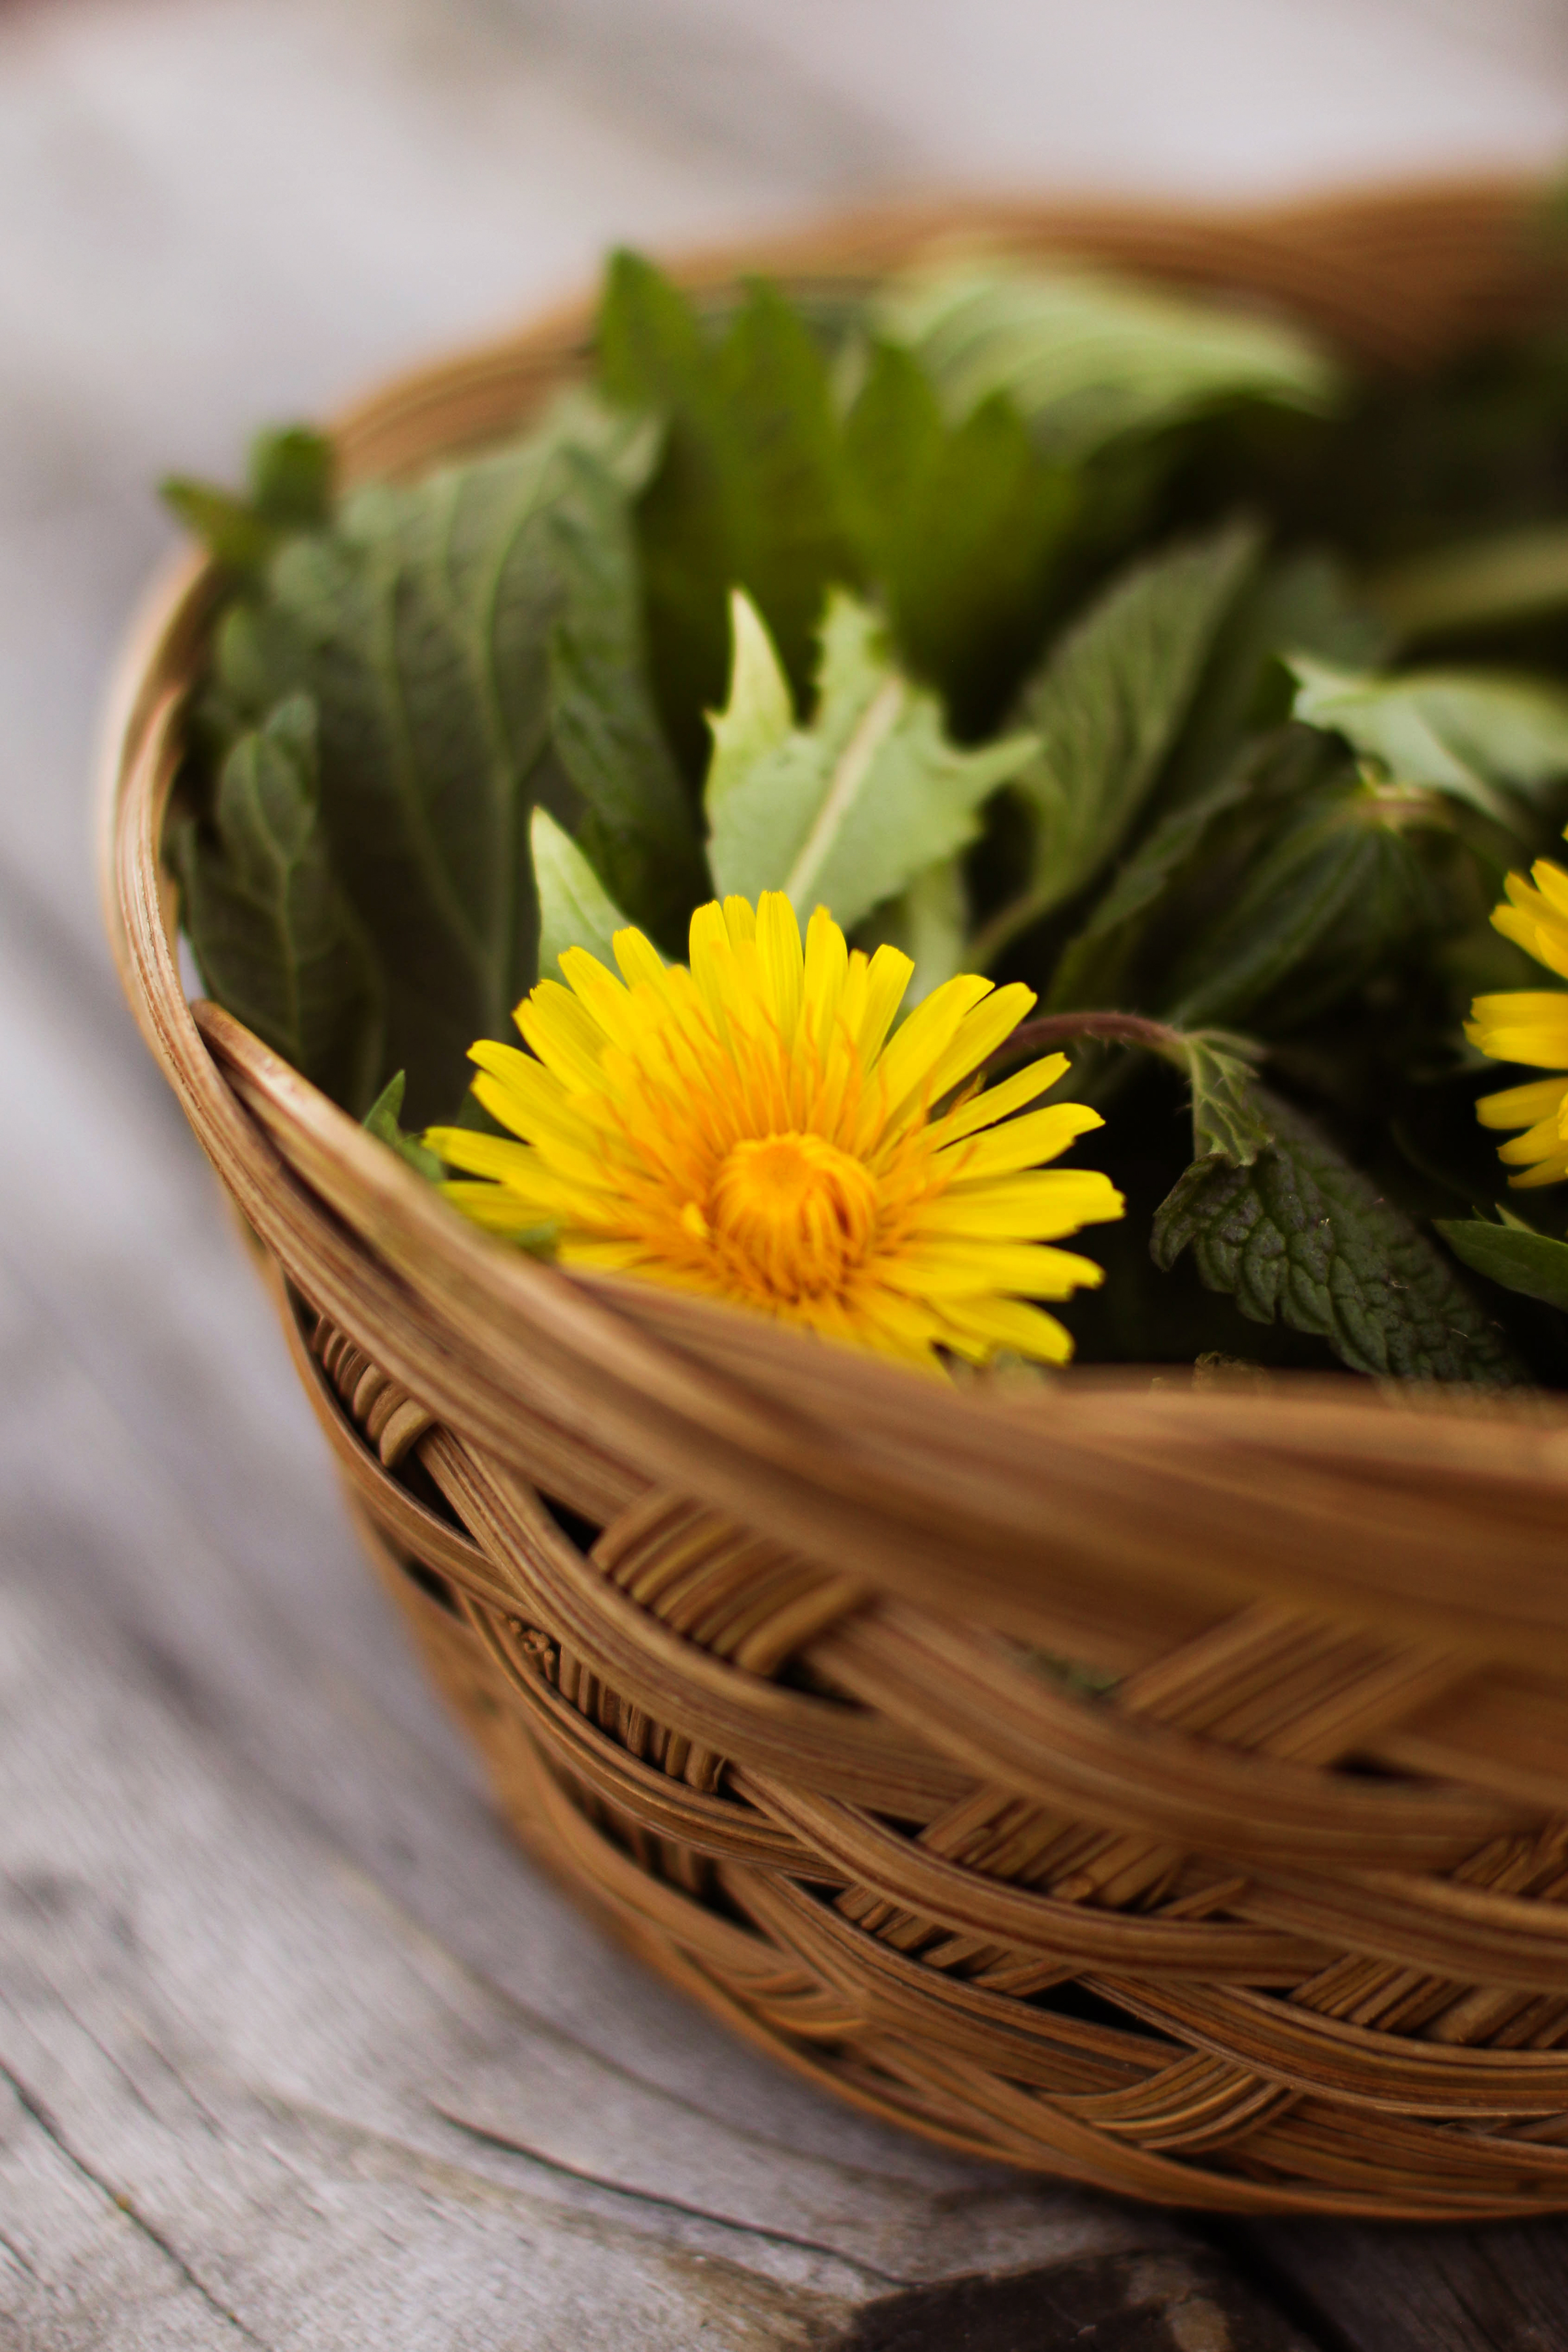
[162,237,1568,1388]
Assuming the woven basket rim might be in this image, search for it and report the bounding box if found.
[99,174,1568,1679]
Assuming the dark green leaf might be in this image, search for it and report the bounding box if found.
[171,695,383,1112]
[364,1070,442,1181]
[843,342,1075,729]
[161,478,277,574]
[977,521,1259,962]
[1436,1218,1568,1313]
[1152,1088,1525,1382]
[214,410,683,1122]
[598,252,862,773]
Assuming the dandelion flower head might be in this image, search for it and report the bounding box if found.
[428,892,1124,1371]
[1469,838,1568,1188]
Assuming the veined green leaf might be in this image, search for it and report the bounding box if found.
[706,592,1035,935]
[877,261,1340,461]
[1437,1218,1568,1313]
[1152,1088,1524,1383]
[532,805,634,979]
[1288,654,1568,821]
[979,521,1258,962]
[843,340,1075,729]
[1166,1032,1273,1167]
[598,252,862,773]
[364,1070,442,1181]
[171,695,383,1113]
[212,402,685,1122]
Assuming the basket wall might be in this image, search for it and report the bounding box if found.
[102,182,1568,2217]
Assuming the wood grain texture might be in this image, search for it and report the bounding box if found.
[3,0,1567,2339]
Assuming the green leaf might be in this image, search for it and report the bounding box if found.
[978,521,1259,962]
[1045,757,1252,1009]
[1152,1088,1525,1383]
[857,857,970,1006]
[163,425,336,575]
[842,340,1075,728]
[1436,1218,1568,1313]
[364,1070,442,1181]
[877,261,1340,461]
[705,588,794,815]
[1288,654,1568,821]
[1367,523,1568,645]
[171,695,383,1113]
[705,592,1036,934]
[532,805,633,979]
[598,252,862,774]
[1166,1032,1273,1166]
[1162,770,1415,1030]
[247,426,335,531]
[214,404,685,1122]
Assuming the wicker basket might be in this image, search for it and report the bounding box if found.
[101,182,1568,2219]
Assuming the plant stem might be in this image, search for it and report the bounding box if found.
[987,1010,1185,1073]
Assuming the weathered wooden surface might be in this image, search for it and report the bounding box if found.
[3,0,1568,2343]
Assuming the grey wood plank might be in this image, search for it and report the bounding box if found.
[1247,2220,1568,2352]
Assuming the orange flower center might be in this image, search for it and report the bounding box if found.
[707,1130,881,1303]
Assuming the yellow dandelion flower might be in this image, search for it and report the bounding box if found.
[1470,847,1568,1188]
[427,891,1124,1372]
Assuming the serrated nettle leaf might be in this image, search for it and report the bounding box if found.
[876,261,1340,461]
[171,694,383,1113]
[856,857,970,1006]
[1436,1218,1568,1313]
[531,806,633,979]
[843,340,1075,728]
[1165,1032,1273,1166]
[1288,654,1568,822]
[1044,757,1253,1011]
[363,1070,442,1182]
[1152,1088,1524,1384]
[598,251,862,773]
[1163,764,1445,1032]
[212,406,678,1123]
[706,591,1035,935]
[977,521,1259,962]
[544,443,706,947]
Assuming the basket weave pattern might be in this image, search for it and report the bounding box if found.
[104,186,1568,2217]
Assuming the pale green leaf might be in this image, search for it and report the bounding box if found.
[1288,654,1568,821]
[364,1070,442,1181]
[1165,1032,1273,1168]
[704,591,794,818]
[706,589,1035,935]
[1437,1218,1568,1313]
[877,261,1340,460]
[532,805,634,979]
[857,857,970,1005]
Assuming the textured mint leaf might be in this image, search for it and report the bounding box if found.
[212,406,681,1122]
[532,806,632,979]
[843,339,1075,730]
[172,696,383,1113]
[1169,1032,1273,1167]
[1152,1089,1525,1383]
[1288,654,1568,821]
[979,521,1258,961]
[364,1071,442,1181]
[706,592,1036,935]
[877,261,1340,461]
[1437,1218,1568,1313]
[598,252,862,775]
